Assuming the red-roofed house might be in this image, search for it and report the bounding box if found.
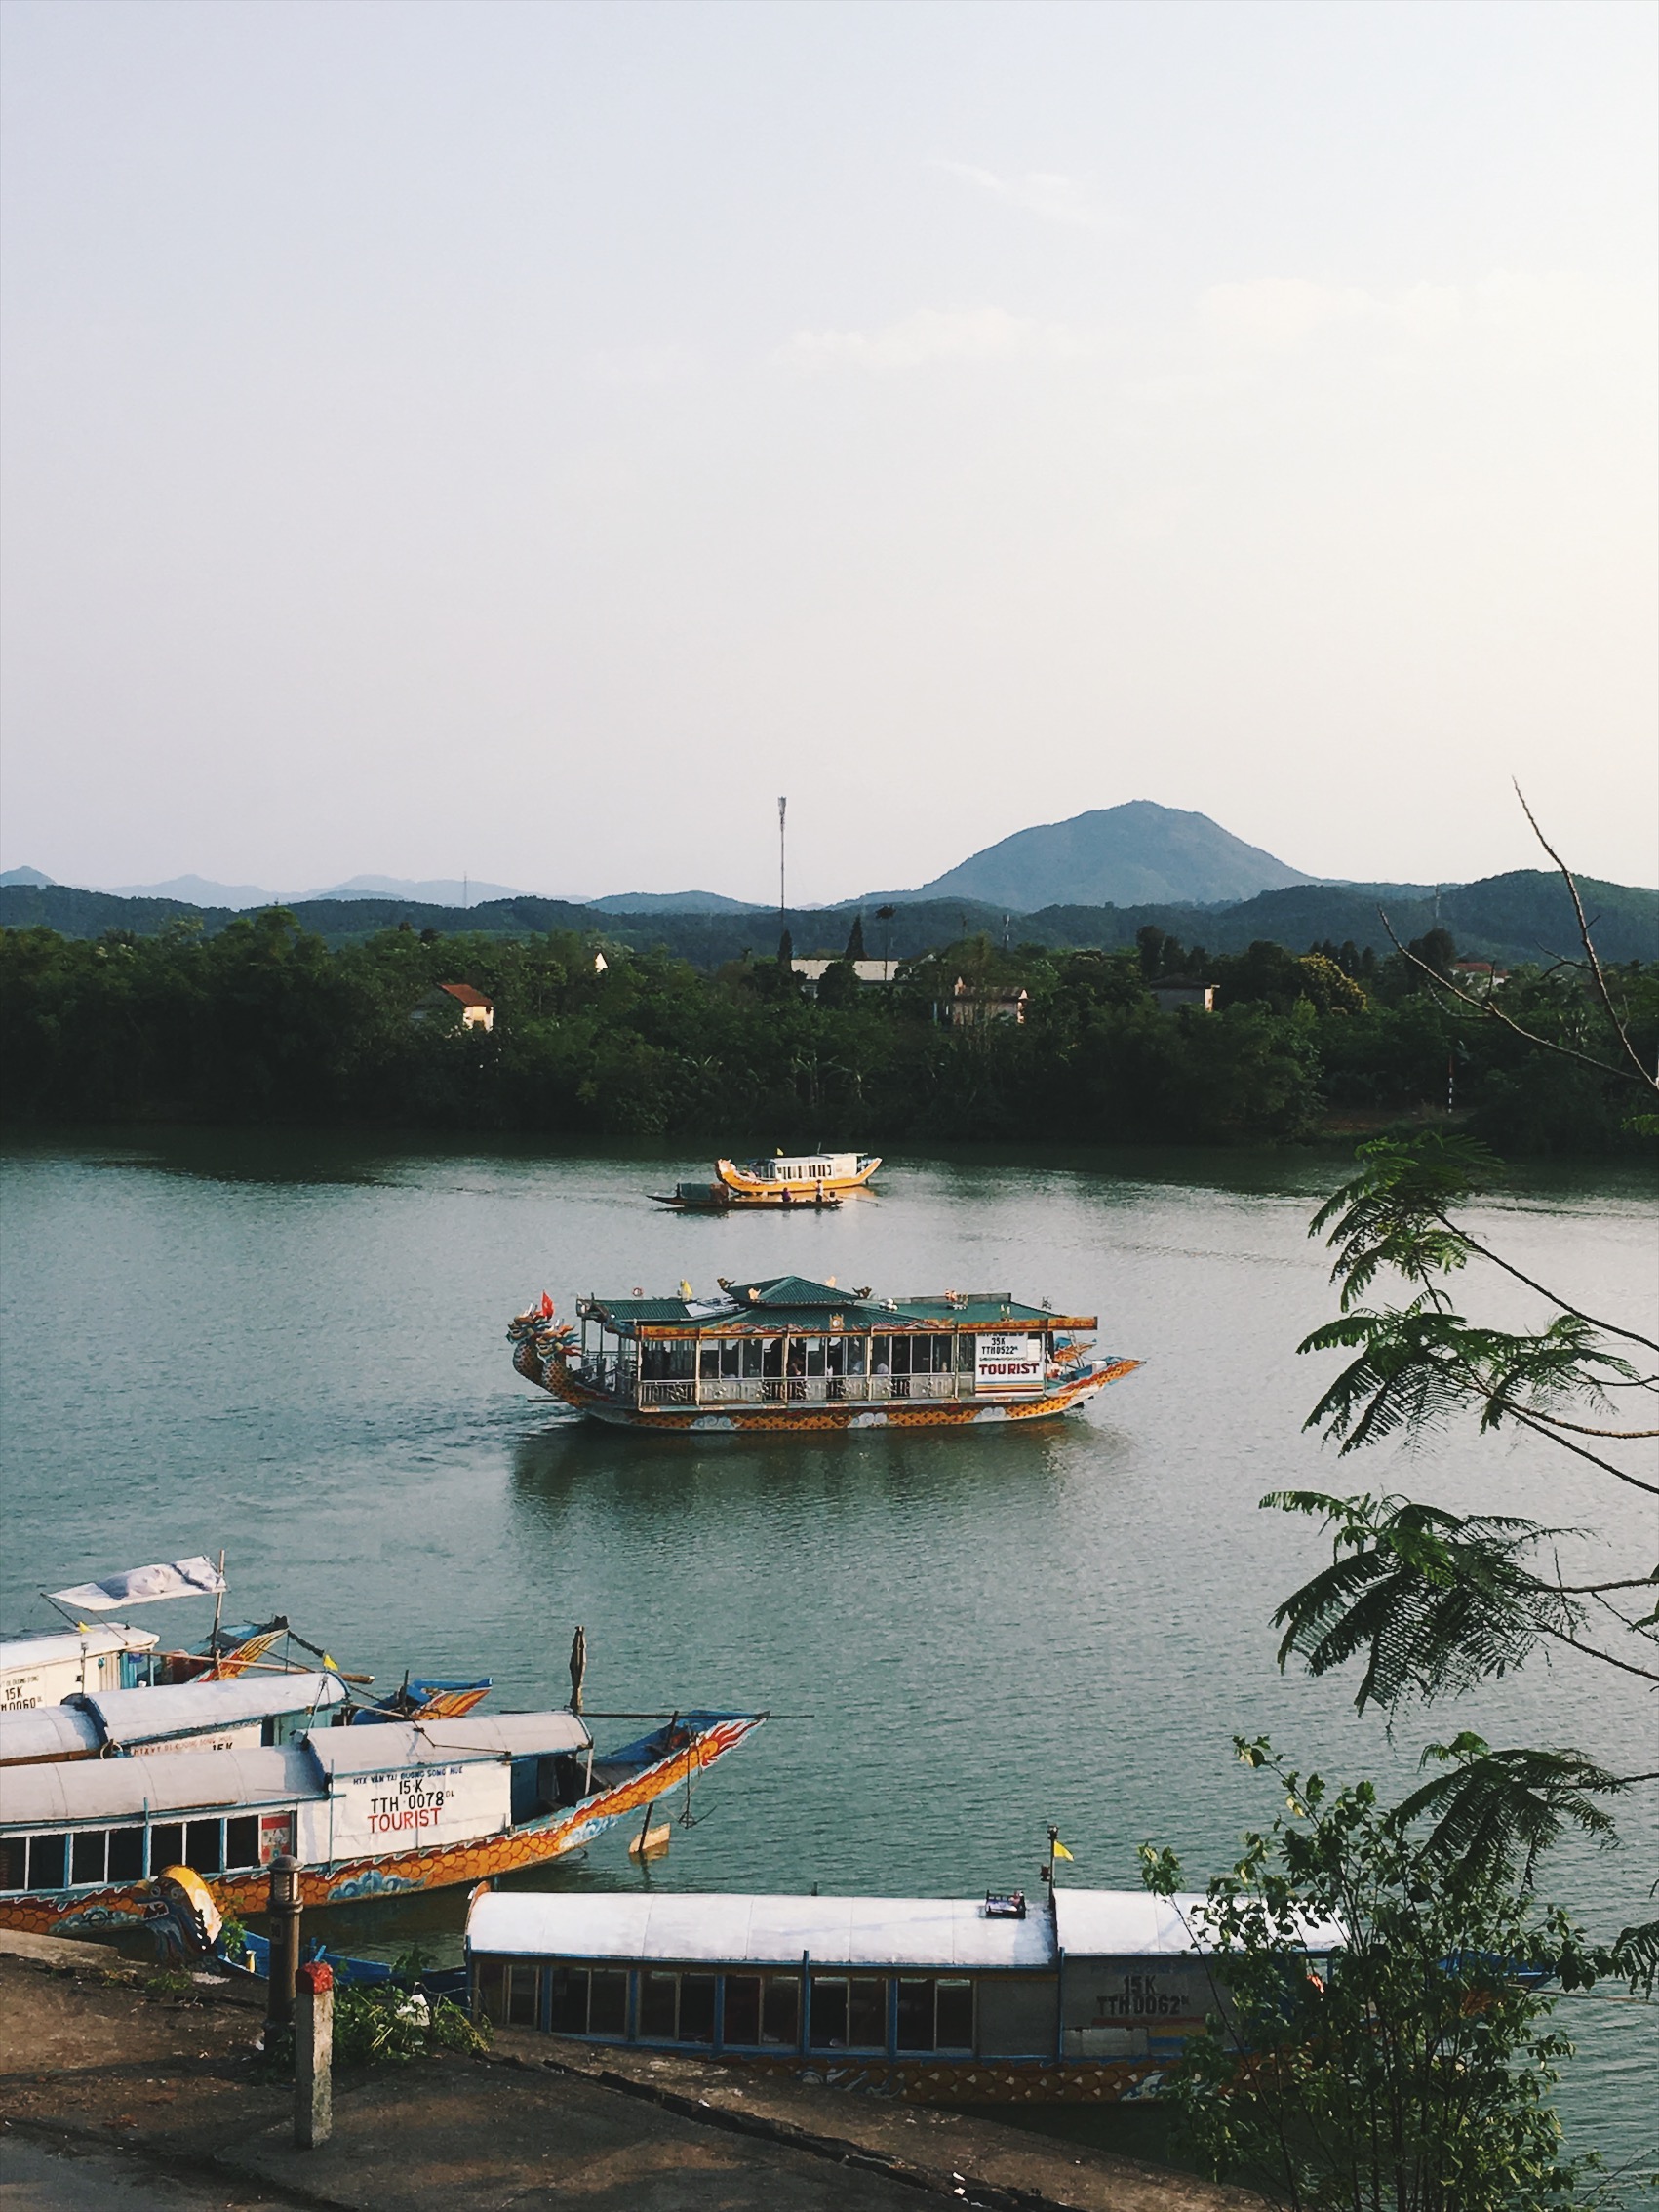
[413,982,494,1033]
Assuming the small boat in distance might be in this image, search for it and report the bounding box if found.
[509,1275,1139,1432]
[716,1150,880,1199]
[649,1181,843,1212]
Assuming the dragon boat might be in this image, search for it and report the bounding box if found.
[509,1275,1139,1433]
[715,1150,881,1199]
[0,1707,764,1938]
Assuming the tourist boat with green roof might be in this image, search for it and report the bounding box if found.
[508,1277,1138,1433]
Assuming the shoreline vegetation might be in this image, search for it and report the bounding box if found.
[3,911,1651,1155]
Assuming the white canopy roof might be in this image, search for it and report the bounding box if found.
[0,1708,103,1762]
[2,1743,322,1826]
[304,1711,588,1775]
[0,1626,160,1674]
[468,1891,1057,1971]
[1052,1889,1344,1957]
[0,1673,346,1764]
[1,1708,589,1828]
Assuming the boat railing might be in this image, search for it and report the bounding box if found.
[640,1372,970,1410]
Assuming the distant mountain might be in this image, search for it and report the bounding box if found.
[0,866,55,888]
[875,801,1318,909]
[588,889,768,915]
[105,873,275,907]
[300,874,530,905]
[7,869,1652,970]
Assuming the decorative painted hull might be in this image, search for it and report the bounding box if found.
[516,1340,1140,1431]
[0,1715,761,1940]
[694,2050,1169,2106]
[715,1156,880,1197]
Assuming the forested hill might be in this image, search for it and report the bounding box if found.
[1,868,1654,968]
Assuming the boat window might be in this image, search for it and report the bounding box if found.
[810,1977,848,2047]
[896,1976,973,2049]
[225,1816,260,1870]
[150,1822,184,1873]
[506,1963,540,2027]
[108,1827,144,1881]
[740,1339,763,1380]
[888,1336,914,1376]
[761,1974,800,2046]
[802,1337,825,1378]
[27,1834,67,1890]
[474,1958,507,2025]
[185,1819,223,1876]
[679,1974,716,2044]
[0,1838,26,1891]
[956,1334,976,1371]
[548,1966,589,2034]
[844,1336,868,1378]
[719,1341,741,1379]
[698,1346,718,1379]
[590,1970,628,2036]
[937,1979,974,2050]
[810,1975,886,2050]
[871,1334,890,1375]
[849,1977,886,2047]
[71,1831,106,1885]
[639,1971,678,2039]
[723,1974,761,2045]
[761,1337,784,1377]
[895,1979,931,2051]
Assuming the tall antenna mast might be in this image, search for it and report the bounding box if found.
[778,795,788,920]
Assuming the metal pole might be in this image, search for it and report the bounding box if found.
[295,1960,334,2148]
[267,1853,302,2030]
[777,795,787,921]
[210,1550,225,1656]
[569,1625,587,1716]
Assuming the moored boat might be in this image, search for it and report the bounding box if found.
[510,1275,1139,1432]
[465,1881,1339,2103]
[0,1672,349,1766]
[0,1625,162,1711]
[648,1181,843,1212]
[716,1151,880,1199]
[0,1707,764,1938]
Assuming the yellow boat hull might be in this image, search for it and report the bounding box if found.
[715,1156,881,1197]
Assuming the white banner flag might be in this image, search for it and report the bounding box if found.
[51,1556,226,1611]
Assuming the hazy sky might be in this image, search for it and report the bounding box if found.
[3,0,1654,902]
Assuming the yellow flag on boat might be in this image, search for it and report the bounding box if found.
[1052,1837,1075,1861]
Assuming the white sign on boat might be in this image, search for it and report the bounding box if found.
[974,1332,1045,1396]
[0,1627,162,1712]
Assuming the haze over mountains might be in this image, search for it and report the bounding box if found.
[3,803,1334,916]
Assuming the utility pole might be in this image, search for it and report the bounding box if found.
[777,797,788,922]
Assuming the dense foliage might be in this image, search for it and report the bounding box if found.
[1140,1744,1638,2212]
[0,911,1652,1151]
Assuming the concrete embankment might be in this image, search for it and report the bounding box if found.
[0,1930,1259,2212]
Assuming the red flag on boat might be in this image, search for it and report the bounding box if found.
[539,1292,554,1319]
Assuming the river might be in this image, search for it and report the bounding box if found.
[1,1131,1652,2167]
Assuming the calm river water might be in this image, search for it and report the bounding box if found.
[1,1132,1653,2165]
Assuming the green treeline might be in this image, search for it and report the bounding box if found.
[1,913,1651,1152]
